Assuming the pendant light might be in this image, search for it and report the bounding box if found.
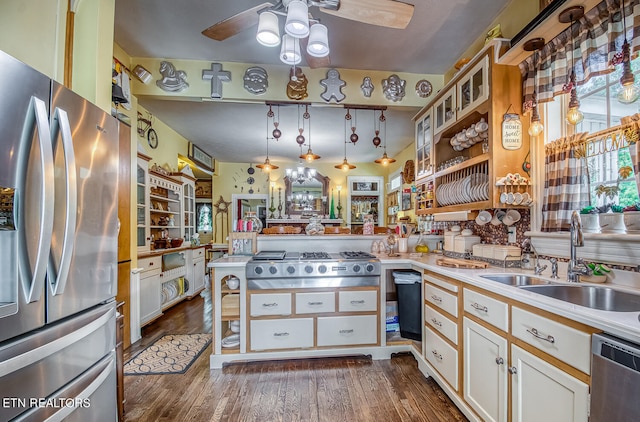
[307,24,330,57]
[298,105,320,162]
[280,34,302,65]
[560,6,585,126]
[257,106,279,172]
[524,38,545,137]
[618,0,639,103]
[284,0,310,38]
[256,11,281,47]
[375,110,396,166]
[335,109,356,171]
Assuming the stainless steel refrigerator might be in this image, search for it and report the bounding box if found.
[0,50,118,421]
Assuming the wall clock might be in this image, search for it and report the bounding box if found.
[147,128,158,149]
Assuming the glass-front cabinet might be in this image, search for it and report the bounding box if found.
[136,153,151,253]
[457,55,489,120]
[434,86,457,135]
[177,173,196,242]
[415,107,434,180]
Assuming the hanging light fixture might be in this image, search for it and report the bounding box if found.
[375,110,396,166]
[560,6,585,126]
[372,109,382,147]
[298,105,320,162]
[286,155,317,184]
[524,38,545,137]
[256,2,329,63]
[257,106,279,172]
[618,0,640,103]
[335,109,356,171]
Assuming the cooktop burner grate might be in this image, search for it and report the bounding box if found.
[301,252,331,260]
[340,251,376,259]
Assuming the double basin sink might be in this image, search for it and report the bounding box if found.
[480,274,640,312]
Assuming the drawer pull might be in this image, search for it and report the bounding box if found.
[430,318,442,327]
[431,350,443,361]
[273,332,289,337]
[350,300,365,305]
[526,327,555,344]
[471,302,488,313]
[262,302,278,308]
[307,301,324,306]
[430,295,443,303]
[508,366,517,375]
[495,357,504,365]
[339,329,354,334]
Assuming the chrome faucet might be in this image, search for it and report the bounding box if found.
[529,242,547,275]
[568,211,591,282]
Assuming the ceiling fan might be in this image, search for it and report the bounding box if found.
[201,0,414,68]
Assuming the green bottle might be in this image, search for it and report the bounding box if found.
[329,189,336,219]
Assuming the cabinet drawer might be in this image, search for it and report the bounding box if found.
[192,247,205,259]
[511,307,592,374]
[249,293,292,316]
[425,284,458,317]
[296,292,335,314]
[463,288,508,332]
[425,305,458,345]
[139,256,162,278]
[338,290,377,312]
[317,315,378,347]
[425,326,459,391]
[249,318,314,351]
[423,272,459,293]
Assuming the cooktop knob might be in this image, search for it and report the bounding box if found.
[254,266,263,275]
[304,265,314,274]
[365,264,375,273]
[352,264,361,273]
[269,266,278,274]
[318,265,327,274]
[287,265,296,274]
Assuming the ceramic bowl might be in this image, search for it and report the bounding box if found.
[226,277,240,290]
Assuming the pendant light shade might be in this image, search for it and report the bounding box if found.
[300,147,320,162]
[284,0,309,38]
[307,24,329,57]
[280,34,302,65]
[524,38,545,137]
[256,157,278,172]
[559,6,585,126]
[374,152,396,166]
[617,0,639,104]
[335,158,356,172]
[256,12,281,47]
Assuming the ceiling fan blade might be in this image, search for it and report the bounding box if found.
[320,0,414,29]
[202,2,274,41]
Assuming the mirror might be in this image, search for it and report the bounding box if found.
[231,194,267,228]
[284,171,330,217]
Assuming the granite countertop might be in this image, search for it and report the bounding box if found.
[209,252,640,344]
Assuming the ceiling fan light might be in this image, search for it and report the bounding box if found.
[256,12,281,47]
[280,34,302,65]
[284,0,309,38]
[307,24,329,57]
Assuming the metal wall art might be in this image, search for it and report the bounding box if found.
[243,66,268,95]
[286,68,308,100]
[156,61,189,92]
[415,80,433,98]
[361,76,374,97]
[320,69,346,102]
[202,63,231,99]
[382,74,406,102]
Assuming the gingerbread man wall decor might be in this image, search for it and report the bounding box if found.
[320,69,346,102]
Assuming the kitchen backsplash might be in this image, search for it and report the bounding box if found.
[447,209,531,247]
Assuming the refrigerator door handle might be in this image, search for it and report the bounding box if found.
[48,107,77,296]
[16,96,54,303]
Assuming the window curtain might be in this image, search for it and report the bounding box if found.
[541,133,591,231]
[520,0,640,111]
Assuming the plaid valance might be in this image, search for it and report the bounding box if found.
[521,0,640,112]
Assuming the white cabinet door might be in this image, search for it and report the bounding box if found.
[140,273,162,325]
[511,345,589,422]
[457,55,489,120]
[424,326,459,391]
[463,318,508,422]
[191,258,205,293]
[433,86,456,135]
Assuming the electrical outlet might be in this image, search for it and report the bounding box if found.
[508,226,517,243]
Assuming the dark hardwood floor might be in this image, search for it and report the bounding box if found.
[123,289,468,422]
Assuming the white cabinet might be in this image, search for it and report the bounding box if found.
[138,256,162,325]
[177,173,196,242]
[185,246,206,297]
[511,345,589,422]
[463,317,508,422]
[148,172,183,246]
[346,176,384,229]
[433,86,456,135]
[415,108,434,180]
[456,55,489,120]
[136,153,151,253]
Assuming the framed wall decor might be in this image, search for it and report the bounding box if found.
[188,142,214,172]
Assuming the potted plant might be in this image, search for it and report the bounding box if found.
[579,206,600,233]
[623,202,640,234]
[594,184,627,233]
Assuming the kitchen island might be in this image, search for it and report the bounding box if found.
[208,235,640,422]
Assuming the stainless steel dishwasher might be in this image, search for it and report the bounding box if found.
[590,333,640,421]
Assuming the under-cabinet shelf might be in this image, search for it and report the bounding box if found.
[150,194,179,203]
[433,154,490,178]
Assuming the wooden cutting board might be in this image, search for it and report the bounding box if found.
[436,257,489,269]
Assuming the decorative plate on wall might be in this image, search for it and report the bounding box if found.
[403,160,415,184]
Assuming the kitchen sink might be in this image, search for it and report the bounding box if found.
[519,285,640,312]
[480,274,552,286]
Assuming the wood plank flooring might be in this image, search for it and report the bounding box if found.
[123,289,468,422]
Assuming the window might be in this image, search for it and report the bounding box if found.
[196,202,213,233]
[542,55,640,209]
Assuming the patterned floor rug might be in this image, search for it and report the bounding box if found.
[124,333,211,375]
